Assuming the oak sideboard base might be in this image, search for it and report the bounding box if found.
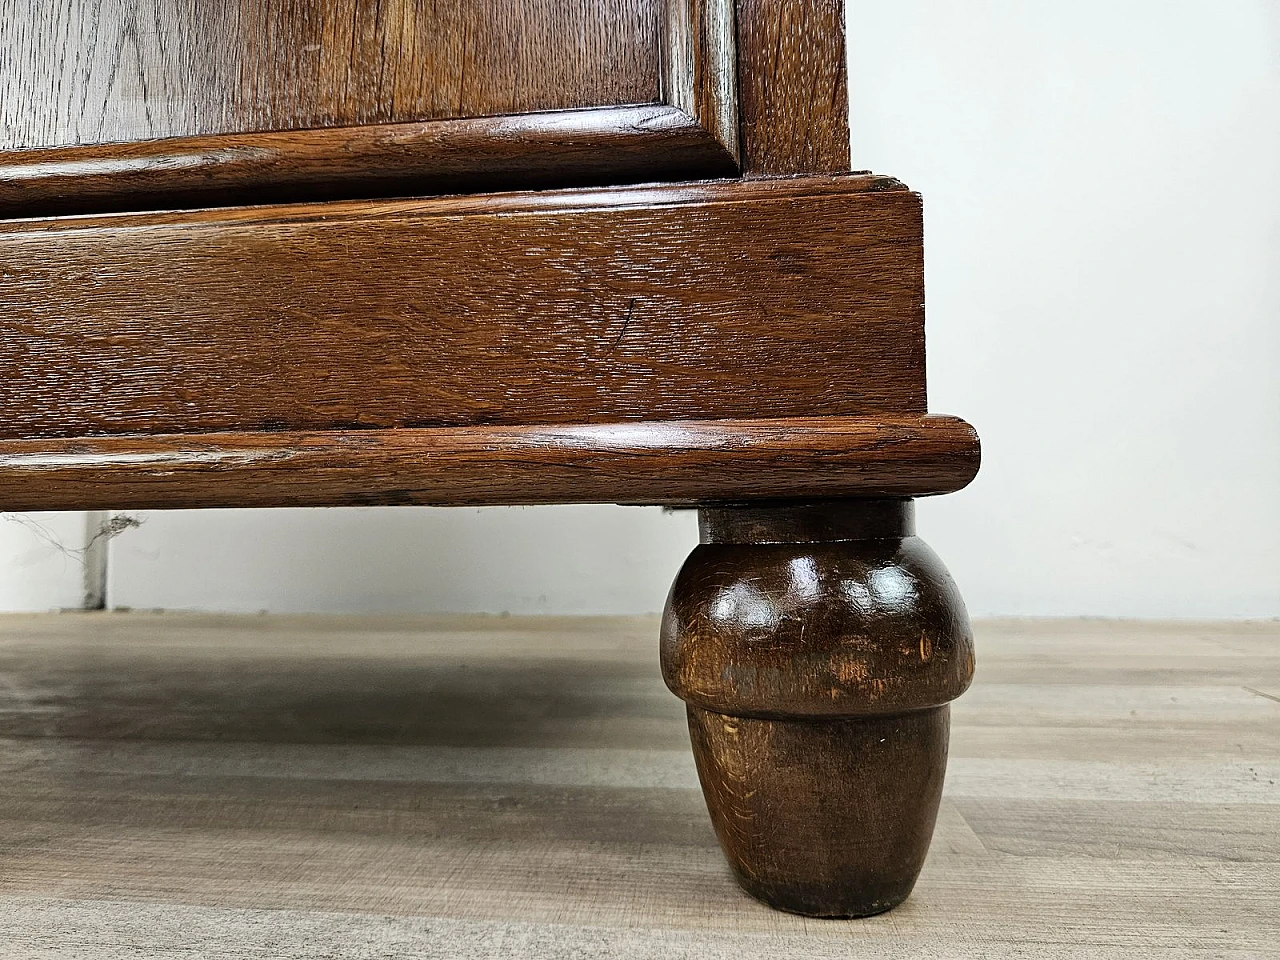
[0,0,982,923]
[661,499,975,916]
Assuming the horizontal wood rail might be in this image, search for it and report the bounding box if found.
[0,416,979,511]
[0,174,923,441]
[0,173,968,512]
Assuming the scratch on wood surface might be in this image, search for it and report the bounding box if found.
[611,297,637,351]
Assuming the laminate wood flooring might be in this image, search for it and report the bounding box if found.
[0,614,1275,958]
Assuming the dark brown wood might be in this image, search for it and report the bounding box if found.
[0,106,738,219]
[663,501,974,718]
[0,0,664,150]
[0,174,923,441]
[661,499,974,916]
[698,498,915,543]
[734,0,851,174]
[0,1,745,217]
[0,416,978,512]
[663,0,739,163]
[687,705,951,917]
[0,0,849,179]
[1,1,986,924]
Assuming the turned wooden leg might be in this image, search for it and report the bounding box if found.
[660,499,974,917]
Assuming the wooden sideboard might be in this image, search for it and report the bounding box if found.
[0,0,979,919]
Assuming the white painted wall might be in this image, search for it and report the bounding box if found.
[106,506,697,615]
[4,0,1278,616]
[851,0,1280,617]
[0,513,95,611]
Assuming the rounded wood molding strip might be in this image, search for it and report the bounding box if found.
[0,415,979,512]
[0,105,740,220]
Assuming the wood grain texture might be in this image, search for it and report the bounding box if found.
[687,705,950,917]
[662,502,975,719]
[662,500,973,916]
[0,106,739,218]
[0,415,980,511]
[0,614,1274,956]
[734,0,851,174]
[663,0,739,162]
[0,0,663,151]
[0,174,925,441]
[0,1,748,217]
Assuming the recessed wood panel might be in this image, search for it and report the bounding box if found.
[0,174,924,441]
[0,0,662,150]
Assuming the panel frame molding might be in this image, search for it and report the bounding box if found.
[662,0,741,165]
[0,0,742,218]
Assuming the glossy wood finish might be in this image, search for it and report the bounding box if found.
[1,0,987,924]
[664,0,738,163]
[0,175,924,441]
[0,0,742,217]
[0,106,738,218]
[0,416,979,512]
[687,706,951,917]
[734,0,850,173]
[0,0,663,150]
[661,500,975,916]
[665,504,974,718]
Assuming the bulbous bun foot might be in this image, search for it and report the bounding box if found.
[661,500,973,918]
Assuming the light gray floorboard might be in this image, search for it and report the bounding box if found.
[0,613,1275,957]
